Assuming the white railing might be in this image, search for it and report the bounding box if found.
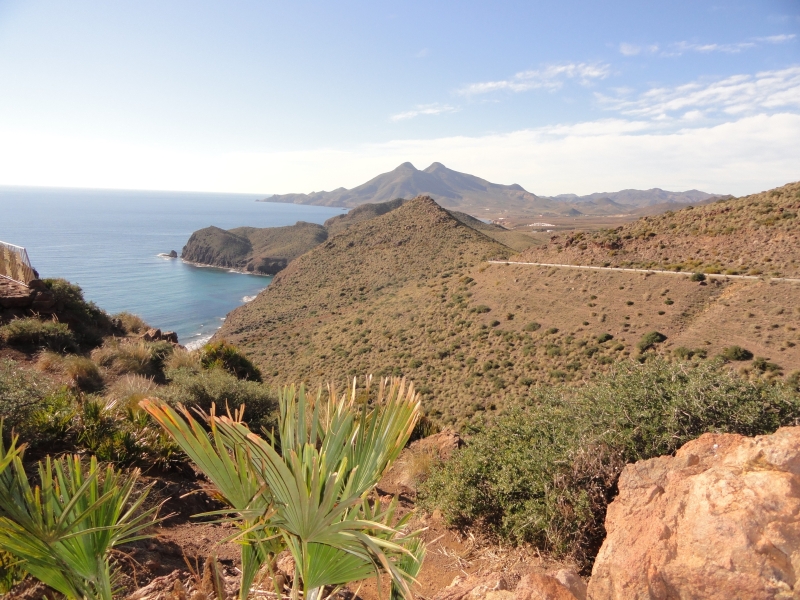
[0,241,37,286]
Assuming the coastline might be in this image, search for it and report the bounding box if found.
[180,258,274,277]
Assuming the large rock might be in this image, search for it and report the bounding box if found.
[434,572,579,600]
[588,426,800,600]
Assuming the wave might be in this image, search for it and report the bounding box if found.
[156,253,176,259]
[242,295,257,303]
[185,333,214,351]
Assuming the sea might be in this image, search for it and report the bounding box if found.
[0,187,344,349]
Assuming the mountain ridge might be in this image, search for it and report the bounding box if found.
[261,162,722,216]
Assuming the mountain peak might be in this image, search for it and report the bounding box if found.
[396,161,418,171]
[424,162,447,172]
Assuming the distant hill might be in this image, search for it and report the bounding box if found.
[181,221,328,274]
[261,162,721,217]
[214,190,800,430]
[516,181,800,277]
[546,188,721,208]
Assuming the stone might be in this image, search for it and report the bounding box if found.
[168,250,178,258]
[161,331,179,344]
[142,328,162,342]
[588,426,800,600]
[514,574,578,600]
[434,573,577,600]
[552,570,586,600]
[409,429,463,460]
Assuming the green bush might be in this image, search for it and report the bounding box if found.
[720,345,753,361]
[474,305,491,314]
[596,333,613,343]
[200,340,262,381]
[161,368,277,432]
[419,359,800,567]
[0,359,54,439]
[524,322,541,332]
[43,279,112,346]
[637,331,666,353]
[690,272,706,282]
[0,318,76,352]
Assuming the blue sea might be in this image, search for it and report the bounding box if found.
[0,187,344,348]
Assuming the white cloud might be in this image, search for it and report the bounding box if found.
[598,66,800,119]
[390,103,457,121]
[415,48,429,58]
[459,62,610,96]
[621,34,795,57]
[2,113,798,197]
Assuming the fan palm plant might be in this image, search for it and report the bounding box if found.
[0,424,162,600]
[141,376,425,600]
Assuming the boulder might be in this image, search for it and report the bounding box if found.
[142,328,162,342]
[433,572,578,600]
[168,250,178,258]
[588,426,800,600]
[409,429,463,460]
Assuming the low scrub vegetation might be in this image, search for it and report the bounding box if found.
[0,318,76,352]
[419,359,800,568]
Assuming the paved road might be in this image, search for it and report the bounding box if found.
[487,260,800,284]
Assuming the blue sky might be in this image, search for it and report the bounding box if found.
[0,0,798,195]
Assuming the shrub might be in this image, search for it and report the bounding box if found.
[637,331,666,353]
[752,357,782,373]
[596,333,613,343]
[0,359,54,439]
[475,305,491,314]
[63,356,103,391]
[545,327,559,335]
[0,318,76,352]
[720,345,753,361]
[43,278,112,346]
[690,272,706,282]
[524,322,541,332]
[490,320,501,328]
[161,368,277,432]
[112,311,149,334]
[419,359,800,567]
[91,339,173,379]
[200,340,262,382]
[409,358,423,369]
[164,347,201,373]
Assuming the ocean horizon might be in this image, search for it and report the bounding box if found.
[0,186,344,348]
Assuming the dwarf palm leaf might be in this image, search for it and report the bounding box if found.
[0,425,161,600]
[142,376,425,600]
[137,402,281,599]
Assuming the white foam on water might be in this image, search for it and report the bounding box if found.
[242,295,257,302]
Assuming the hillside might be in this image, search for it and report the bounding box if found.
[183,198,540,273]
[324,197,407,234]
[214,192,800,430]
[516,181,800,278]
[181,221,328,274]
[262,162,718,217]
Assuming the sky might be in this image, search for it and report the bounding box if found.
[0,0,798,196]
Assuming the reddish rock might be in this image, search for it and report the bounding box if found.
[142,328,162,342]
[409,429,463,460]
[588,426,800,600]
[515,574,578,600]
[434,573,577,600]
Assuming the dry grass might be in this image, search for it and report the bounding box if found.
[164,348,201,373]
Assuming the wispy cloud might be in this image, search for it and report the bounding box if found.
[458,62,610,96]
[598,66,800,119]
[390,103,457,121]
[415,48,429,58]
[619,33,796,57]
